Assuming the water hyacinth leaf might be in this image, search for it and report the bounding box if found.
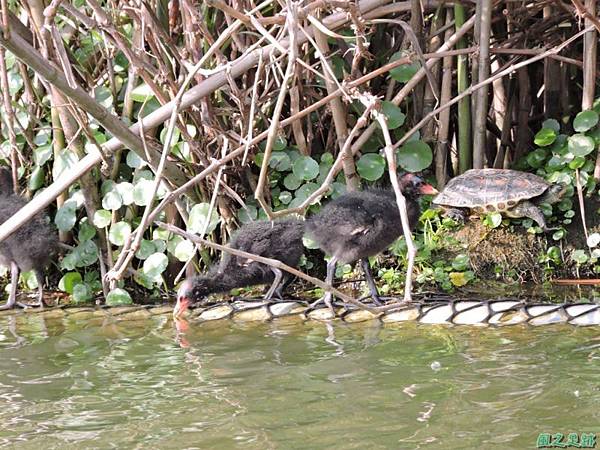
[174,239,195,262]
[109,221,131,246]
[135,239,156,260]
[483,212,503,228]
[568,134,595,156]
[75,240,99,267]
[573,110,599,132]
[292,156,319,181]
[396,140,433,172]
[587,233,600,248]
[283,172,302,190]
[133,178,155,206]
[106,288,133,306]
[356,153,386,181]
[55,200,77,231]
[143,252,169,278]
[93,209,112,228]
[295,182,319,203]
[269,152,291,171]
[381,101,406,129]
[542,119,560,132]
[126,150,145,169]
[188,203,220,235]
[58,272,83,294]
[116,182,135,205]
[33,144,53,166]
[28,165,44,191]
[102,190,122,211]
[534,128,557,147]
[72,283,93,303]
[571,249,589,264]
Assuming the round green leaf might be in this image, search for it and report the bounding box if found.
[28,165,45,191]
[135,239,156,260]
[93,209,112,228]
[106,288,133,306]
[78,221,96,242]
[33,144,53,166]
[568,134,595,156]
[451,254,470,271]
[143,252,169,278]
[126,151,145,169]
[292,156,319,181]
[527,148,548,168]
[55,200,77,232]
[356,153,386,181]
[269,152,291,171]
[396,140,433,172]
[102,190,123,211]
[381,101,406,129]
[188,203,220,235]
[58,272,83,294]
[116,182,134,206]
[109,221,131,246]
[279,191,292,205]
[238,205,258,224]
[534,128,557,147]
[573,110,599,132]
[283,173,302,190]
[131,83,155,103]
[174,239,195,262]
[389,51,420,82]
[542,119,560,132]
[483,212,503,229]
[133,179,156,206]
[52,149,79,179]
[588,233,600,248]
[72,283,93,303]
[273,135,287,151]
[571,249,589,265]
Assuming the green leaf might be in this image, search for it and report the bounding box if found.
[126,151,145,169]
[108,221,131,246]
[133,178,155,206]
[483,212,503,229]
[102,190,123,211]
[571,249,589,265]
[321,153,334,165]
[53,149,79,179]
[28,165,45,191]
[188,203,220,235]
[269,152,291,171]
[72,283,93,303]
[283,172,302,190]
[278,191,292,205]
[534,128,557,147]
[542,119,560,132]
[238,205,258,224]
[174,239,195,262]
[396,140,433,172]
[143,252,169,279]
[78,221,96,242]
[33,144,53,166]
[568,134,596,156]
[381,101,406,129]
[116,182,134,206]
[451,254,470,271]
[106,288,133,306]
[389,51,420,82]
[526,148,548,168]
[273,135,287,151]
[135,239,156,260]
[587,233,600,248]
[131,83,155,103]
[292,156,320,181]
[55,200,77,232]
[573,110,599,132]
[356,153,386,181]
[58,272,83,294]
[93,209,112,228]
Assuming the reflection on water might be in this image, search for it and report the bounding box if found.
[0,312,599,449]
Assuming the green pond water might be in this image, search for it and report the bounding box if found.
[0,312,599,449]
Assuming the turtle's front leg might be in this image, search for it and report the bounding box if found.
[506,201,556,232]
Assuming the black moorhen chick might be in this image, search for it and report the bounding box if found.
[174,218,305,317]
[0,167,58,309]
[305,173,437,310]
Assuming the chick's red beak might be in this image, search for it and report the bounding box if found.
[419,183,438,195]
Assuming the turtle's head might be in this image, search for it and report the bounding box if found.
[546,183,568,204]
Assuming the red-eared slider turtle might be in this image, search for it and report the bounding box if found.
[432,168,567,231]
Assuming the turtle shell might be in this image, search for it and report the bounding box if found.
[432,168,550,213]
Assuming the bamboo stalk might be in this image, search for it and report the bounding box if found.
[435,9,453,188]
[454,3,471,174]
